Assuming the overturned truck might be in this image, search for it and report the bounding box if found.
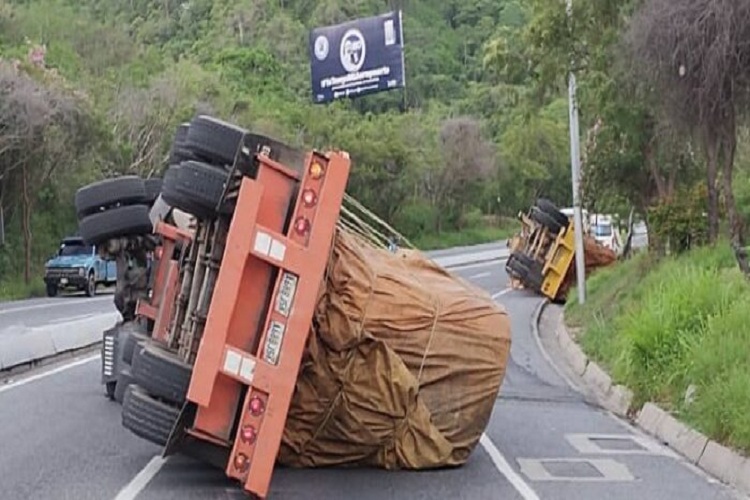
[75,116,512,498]
[505,199,617,302]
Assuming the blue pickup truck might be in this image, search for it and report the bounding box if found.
[43,236,117,297]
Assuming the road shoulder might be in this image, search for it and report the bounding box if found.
[537,302,750,499]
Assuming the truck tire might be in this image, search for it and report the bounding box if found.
[536,198,569,228]
[173,122,189,146]
[114,367,135,404]
[144,178,163,205]
[243,133,306,174]
[78,205,153,245]
[75,176,147,219]
[514,254,544,291]
[46,283,58,297]
[161,162,234,220]
[121,329,150,365]
[530,207,563,235]
[506,254,529,280]
[105,381,117,400]
[185,115,247,166]
[131,342,192,405]
[122,384,180,446]
[84,271,97,297]
[168,123,195,165]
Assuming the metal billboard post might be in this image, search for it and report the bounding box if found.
[566,0,586,304]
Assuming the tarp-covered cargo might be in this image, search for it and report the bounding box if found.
[557,236,617,298]
[279,230,512,469]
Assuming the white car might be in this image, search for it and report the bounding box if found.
[590,214,622,253]
[560,207,590,234]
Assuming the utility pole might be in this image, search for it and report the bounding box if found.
[0,204,4,246]
[566,0,586,304]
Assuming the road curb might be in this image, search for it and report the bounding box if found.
[544,305,750,497]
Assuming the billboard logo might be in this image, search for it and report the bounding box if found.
[340,29,366,73]
[314,35,329,61]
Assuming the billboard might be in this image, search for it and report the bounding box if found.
[309,11,405,104]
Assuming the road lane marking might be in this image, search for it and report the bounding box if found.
[0,354,99,394]
[479,433,540,500]
[492,289,513,299]
[470,271,491,279]
[565,433,678,457]
[0,296,112,316]
[47,313,98,324]
[517,458,635,482]
[114,455,169,500]
[448,258,508,272]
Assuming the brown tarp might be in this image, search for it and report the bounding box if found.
[556,236,617,299]
[278,230,512,469]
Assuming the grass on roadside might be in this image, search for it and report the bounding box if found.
[566,243,750,455]
[412,224,517,251]
[0,275,47,300]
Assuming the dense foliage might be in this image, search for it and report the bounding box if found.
[2,0,750,294]
[0,0,537,292]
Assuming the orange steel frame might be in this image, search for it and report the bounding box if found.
[184,149,350,498]
[136,222,193,344]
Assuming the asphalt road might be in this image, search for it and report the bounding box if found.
[0,291,116,333]
[0,240,739,500]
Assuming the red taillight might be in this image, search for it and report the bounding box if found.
[294,217,310,235]
[302,188,317,207]
[241,425,257,444]
[249,396,264,416]
[234,452,249,472]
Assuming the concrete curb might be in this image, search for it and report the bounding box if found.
[0,312,120,372]
[547,304,750,497]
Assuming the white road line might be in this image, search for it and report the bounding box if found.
[47,313,97,324]
[470,271,492,279]
[0,296,111,316]
[479,433,540,500]
[447,258,508,272]
[492,289,513,299]
[0,354,99,394]
[114,455,169,500]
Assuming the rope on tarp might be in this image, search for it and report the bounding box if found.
[337,193,416,251]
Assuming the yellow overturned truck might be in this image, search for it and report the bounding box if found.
[505,199,579,303]
[505,198,617,303]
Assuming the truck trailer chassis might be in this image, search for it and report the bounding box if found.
[77,115,351,498]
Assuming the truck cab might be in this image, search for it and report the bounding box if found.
[43,236,117,297]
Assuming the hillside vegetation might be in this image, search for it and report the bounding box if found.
[4,0,750,300]
[0,0,563,296]
[566,245,750,455]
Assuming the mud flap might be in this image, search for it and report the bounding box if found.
[162,401,196,458]
[162,401,230,470]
